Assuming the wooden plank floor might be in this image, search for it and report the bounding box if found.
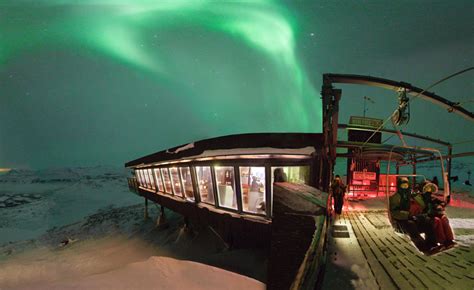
[339,207,474,290]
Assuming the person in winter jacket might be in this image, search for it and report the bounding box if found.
[389,177,437,253]
[422,182,456,249]
[331,175,346,215]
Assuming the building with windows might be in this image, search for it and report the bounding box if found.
[126,133,330,289]
[126,133,325,224]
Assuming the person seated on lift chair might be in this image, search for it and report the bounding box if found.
[422,182,456,250]
[389,177,439,254]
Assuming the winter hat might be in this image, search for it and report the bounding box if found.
[423,182,438,194]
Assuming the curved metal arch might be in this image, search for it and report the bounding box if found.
[323,73,474,121]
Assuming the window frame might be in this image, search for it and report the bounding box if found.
[169,167,184,198]
[179,166,195,202]
[153,168,164,192]
[139,169,147,187]
[147,168,155,190]
[214,165,238,211]
[194,165,216,206]
[161,167,173,195]
[239,166,267,216]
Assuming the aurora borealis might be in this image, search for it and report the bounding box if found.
[0,1,472,168]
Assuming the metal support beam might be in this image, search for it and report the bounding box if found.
[416,151,474,164]
[338,124,451,147]
[330,89,342,162]
[324,73,474,121]
[321,78,337,192]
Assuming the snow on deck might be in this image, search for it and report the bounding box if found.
[323,198,474,290]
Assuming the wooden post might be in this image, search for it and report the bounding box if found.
[183,216,191,233]
[144,198,149,220]
[157,205,168,227]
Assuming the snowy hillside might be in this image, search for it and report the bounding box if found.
[0,167,267,289]
[0,166,140,244]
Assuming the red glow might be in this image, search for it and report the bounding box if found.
[449,196,474,209]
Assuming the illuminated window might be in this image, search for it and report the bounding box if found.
[139,170,147,187]
[153,168,164,192]
[136,170,144,187]
[271,166,309,184]
[161,168,173,194]
[215,166,237,210]
[170,168,183,197]
[240,167,266,214]
[180,167,194,201]
[147,169,155,190]
[195,166,215,205]
[271,166,310,199]
[144,169,152,188]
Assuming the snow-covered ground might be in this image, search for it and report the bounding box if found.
[0,235,264,290]
[0,166,139,244]
[0,167,266,289]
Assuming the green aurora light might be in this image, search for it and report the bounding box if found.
[5,1,470,168]
[0,0,321,134]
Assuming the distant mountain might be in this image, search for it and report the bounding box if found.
[0,166,131,184]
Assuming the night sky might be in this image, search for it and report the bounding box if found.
[0,1,472,169]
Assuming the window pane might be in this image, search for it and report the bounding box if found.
[136,170,144,186]
[270,166,309,216]
[180,167,195,201]
[170,168,183,197]
[142,170,147,187]
[195,166,215,204]
[147,169,155,190]
[240,167,266,214]
[141,170,147,187]
[154,168,164,192]
[143,169,151,188]
[161,168,173,194]
[271,166,309,184]
[215,166,237,210]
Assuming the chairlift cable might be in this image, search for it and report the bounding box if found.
[361,67,474,148]
[453,138,474,145]
[410,66,474,103]
[382,134,395,144]
[433,138,474,149]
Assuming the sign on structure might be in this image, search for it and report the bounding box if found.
[349,116,384,128]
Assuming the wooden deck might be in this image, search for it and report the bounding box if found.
[323,200,474,290]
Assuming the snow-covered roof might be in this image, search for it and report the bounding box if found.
[126,133,323,168]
